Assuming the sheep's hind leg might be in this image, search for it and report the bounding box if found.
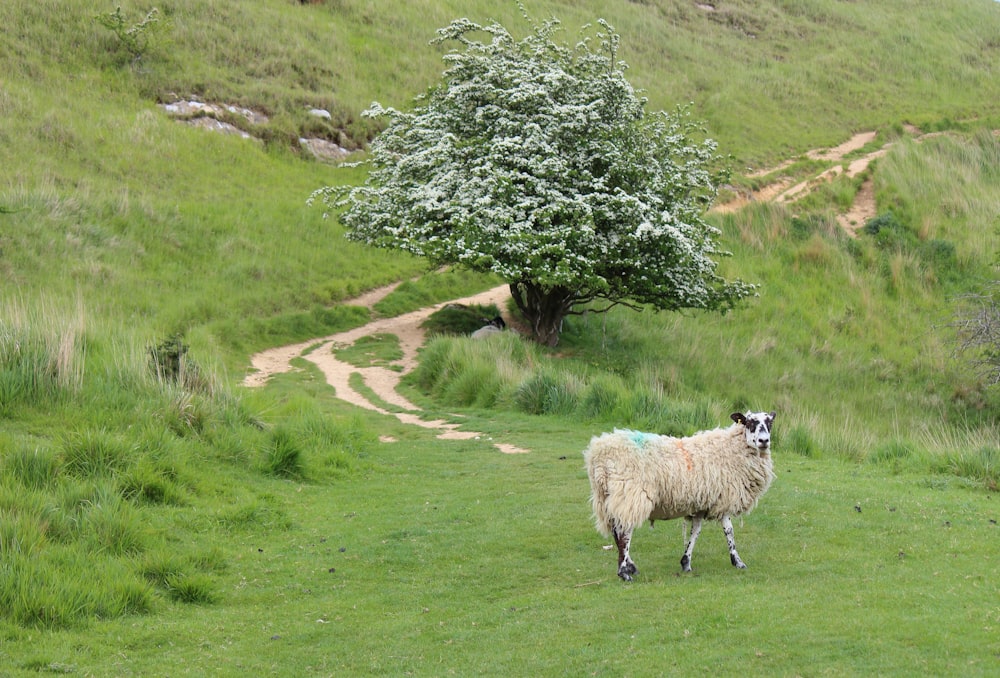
[612,524,637,581]
[680,515,703,572]
[721,515,747,569]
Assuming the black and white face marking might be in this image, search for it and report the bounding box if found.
[731,411,776,451]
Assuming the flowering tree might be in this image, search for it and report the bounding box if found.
[312,16,755,345]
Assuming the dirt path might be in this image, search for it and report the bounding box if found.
[243,130,910,451]
[243,283,529,453]
[714,129,901,234]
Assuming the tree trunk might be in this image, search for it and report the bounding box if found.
[509,281,576,347]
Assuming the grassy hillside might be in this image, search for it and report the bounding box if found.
[1,0,999,674]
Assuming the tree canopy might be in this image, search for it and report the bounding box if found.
[312,14,756,345]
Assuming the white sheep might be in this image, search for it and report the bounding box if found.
[470,315,506,339]
[584,411,776,581]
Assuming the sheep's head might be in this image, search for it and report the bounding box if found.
[731,411,775,452]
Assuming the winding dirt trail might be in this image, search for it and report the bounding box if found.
[713,127,918,233]
[243,283,529,453]
[243,129,912,451]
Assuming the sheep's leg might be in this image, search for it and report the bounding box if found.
[680,515,703,572]
[721,515,747,569]
[612,524,637,581]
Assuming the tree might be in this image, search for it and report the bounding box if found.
[948,281,1000,387]
[312,14,755,345]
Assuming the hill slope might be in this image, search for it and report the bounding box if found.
[0,1,998,663]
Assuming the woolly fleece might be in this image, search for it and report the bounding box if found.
[584,423,775,538]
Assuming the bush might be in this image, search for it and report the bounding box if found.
[95,6,169,65]
[863,211,916,250]
[148,334,207,391]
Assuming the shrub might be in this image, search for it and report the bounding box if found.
[863,210,916,250]
[148,334,207,391]
[95,6,169,65]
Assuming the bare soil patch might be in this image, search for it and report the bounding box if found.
[244,284,530,453]
[715,130,894,230]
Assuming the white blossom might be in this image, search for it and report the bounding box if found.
[312,14,755,343]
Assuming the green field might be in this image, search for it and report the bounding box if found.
[1,0,999,675]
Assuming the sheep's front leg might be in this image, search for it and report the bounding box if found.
[680,515,703,572]
[721,515,747,569]
[612,524,637,581]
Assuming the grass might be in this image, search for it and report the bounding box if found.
[333,333,404,369]
[1,384,996,675]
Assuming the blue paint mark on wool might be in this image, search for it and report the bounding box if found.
[617,429,659,448]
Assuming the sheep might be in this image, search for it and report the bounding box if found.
[470,315,506,339]
[584,411,776,581]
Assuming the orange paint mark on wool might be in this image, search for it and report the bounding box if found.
[676,439,694,471]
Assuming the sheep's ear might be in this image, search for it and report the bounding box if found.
[768,411,776,421]
[731,412,746,425]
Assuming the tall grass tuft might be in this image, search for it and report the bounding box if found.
[164,573,218,605]
[784,425,818,458]
[514,370,580,416]
[940,447,999,491]
[2,441,61,490]
[61,429,132,478]
[0,543,155,629]
[0,508,48,558]
[263,426,304,478]
[82,484,148,557]
[0,297,86,413]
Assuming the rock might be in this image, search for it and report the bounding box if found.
[159,100,269,125]
[186,116,254,139]
[299,137,352,162]
[308,108,332,120]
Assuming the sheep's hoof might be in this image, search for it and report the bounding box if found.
[680,555,692,572]
[617,562,637,581]
[731,554,747,569]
